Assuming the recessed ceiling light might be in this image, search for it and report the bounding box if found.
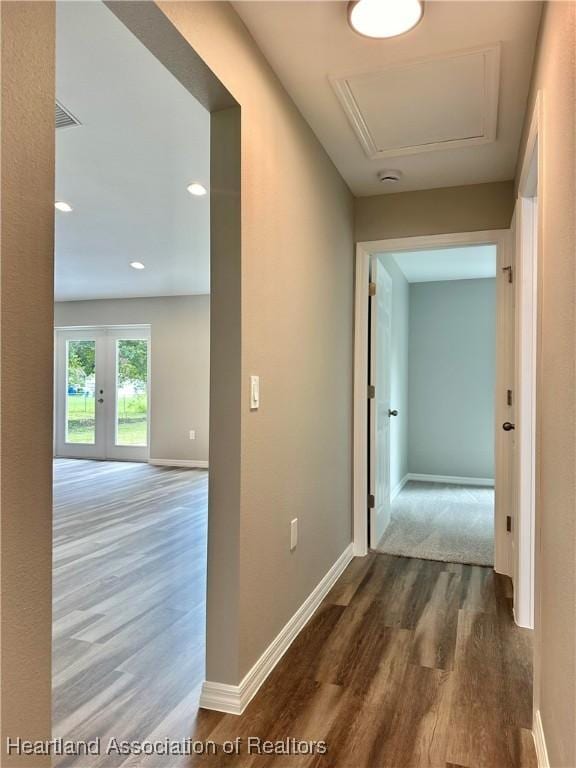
[129,261,145,270]
[55,201,73,212]
[186,182,207,197]
[348,0,423,39]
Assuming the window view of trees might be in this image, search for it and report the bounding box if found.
[66,338,148,446]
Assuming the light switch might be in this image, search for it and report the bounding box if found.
[250,375,260,410]
[290,518,298,551]
[189,430,196,440]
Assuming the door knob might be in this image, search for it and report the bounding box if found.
[98,398,104,404]
[388,409,399,417]
[502,421,515,431]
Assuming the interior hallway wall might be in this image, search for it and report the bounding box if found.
[54,296,210,464]
[517,3,576,765]
[377,255,410,493]
[355,180,515,243]
[153,1,355,682]
[0,3,54,765]
[408,279,496,480]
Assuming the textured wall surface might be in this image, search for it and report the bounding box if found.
[157,2,355,680]
[407,279,496,479]
[355,181,515,243]
[55,296,210,463]
[517,4,576,766]
[0,3,55,765]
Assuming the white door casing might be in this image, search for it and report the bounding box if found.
[369,259,392,548]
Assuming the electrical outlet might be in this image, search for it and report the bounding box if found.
[189,430,196,440]
[290,518,298,551]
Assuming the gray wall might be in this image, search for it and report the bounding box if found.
[55,296,210,463]
[156,1,355,683]
[517,4,576,765]
[1,4,55,764]
[407,279,496,479]
[378,255,410,492]
[355,181,515,243]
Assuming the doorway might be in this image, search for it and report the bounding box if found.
[355,230,514,574]
[368,245,498,565]
[54,326,150,461]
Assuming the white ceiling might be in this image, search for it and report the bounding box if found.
[55,1,210,302]
[385,245,496,283]
[233,1,542,196]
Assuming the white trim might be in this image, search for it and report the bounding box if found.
[407,473,494,487]
[149,458,208,469]
[391,474,409,500]
[199,544,354,715]
[533,710,550,768]
[330,44,500,160]
[354,229,510,564]
[353,244,370,557]
[513,90,542,631]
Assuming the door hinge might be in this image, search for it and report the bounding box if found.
[506,515,512,532]
[507,389,513,406]
[502,265,513,283]
[368,384,375,399]
[368,493,375,509]
[369,282,376,297]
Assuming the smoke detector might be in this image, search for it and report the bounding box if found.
[378,169,402,184]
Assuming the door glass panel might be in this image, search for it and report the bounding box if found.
[115,339,148,446]
[66,340,96,444]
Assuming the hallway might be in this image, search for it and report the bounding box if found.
[190,554,534,768]
[51,461,534,768]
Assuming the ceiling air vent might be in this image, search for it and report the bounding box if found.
[55,101,81,130]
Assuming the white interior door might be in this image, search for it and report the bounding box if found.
[55,326,150,461]
[370,259,393,548]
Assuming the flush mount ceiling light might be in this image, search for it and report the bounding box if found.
[186,182,207,196]
[348,0,423,39]
[129,261,146,270]
[55,201,73,212]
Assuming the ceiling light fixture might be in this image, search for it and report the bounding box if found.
[187,182,207,196]
[55,201,73,212]
[129,261,146,270]
[348,0,423,39]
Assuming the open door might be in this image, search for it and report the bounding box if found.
[369,258,393,549]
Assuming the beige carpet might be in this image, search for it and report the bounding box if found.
[375,480,494,566]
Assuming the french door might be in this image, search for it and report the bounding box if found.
[54,326,150,461]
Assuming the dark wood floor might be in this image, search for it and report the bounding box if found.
[53,460,535,768]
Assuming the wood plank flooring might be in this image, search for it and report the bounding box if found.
[53,460,535,768]
[52,459,208,767]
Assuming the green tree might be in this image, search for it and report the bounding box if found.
[118,340,147,387]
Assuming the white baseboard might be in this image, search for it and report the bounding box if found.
[391,474,409,501]
[533,710,550,768]
[199,543,354,715]
[149,458,208,469]
[406,473,494,487]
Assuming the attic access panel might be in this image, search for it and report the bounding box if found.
[331,45,500,159]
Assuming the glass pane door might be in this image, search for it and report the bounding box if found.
[66,340,96,444]
[115,339,148,447]
[55,329,106,459]
[55,326,150,461]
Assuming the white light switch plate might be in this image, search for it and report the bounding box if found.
[250,375,260,410]
[189,430,196,440]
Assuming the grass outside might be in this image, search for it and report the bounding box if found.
[66,393,147,446]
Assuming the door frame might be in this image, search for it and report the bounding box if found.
[353,229,513,567]
[513,91,542,630]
